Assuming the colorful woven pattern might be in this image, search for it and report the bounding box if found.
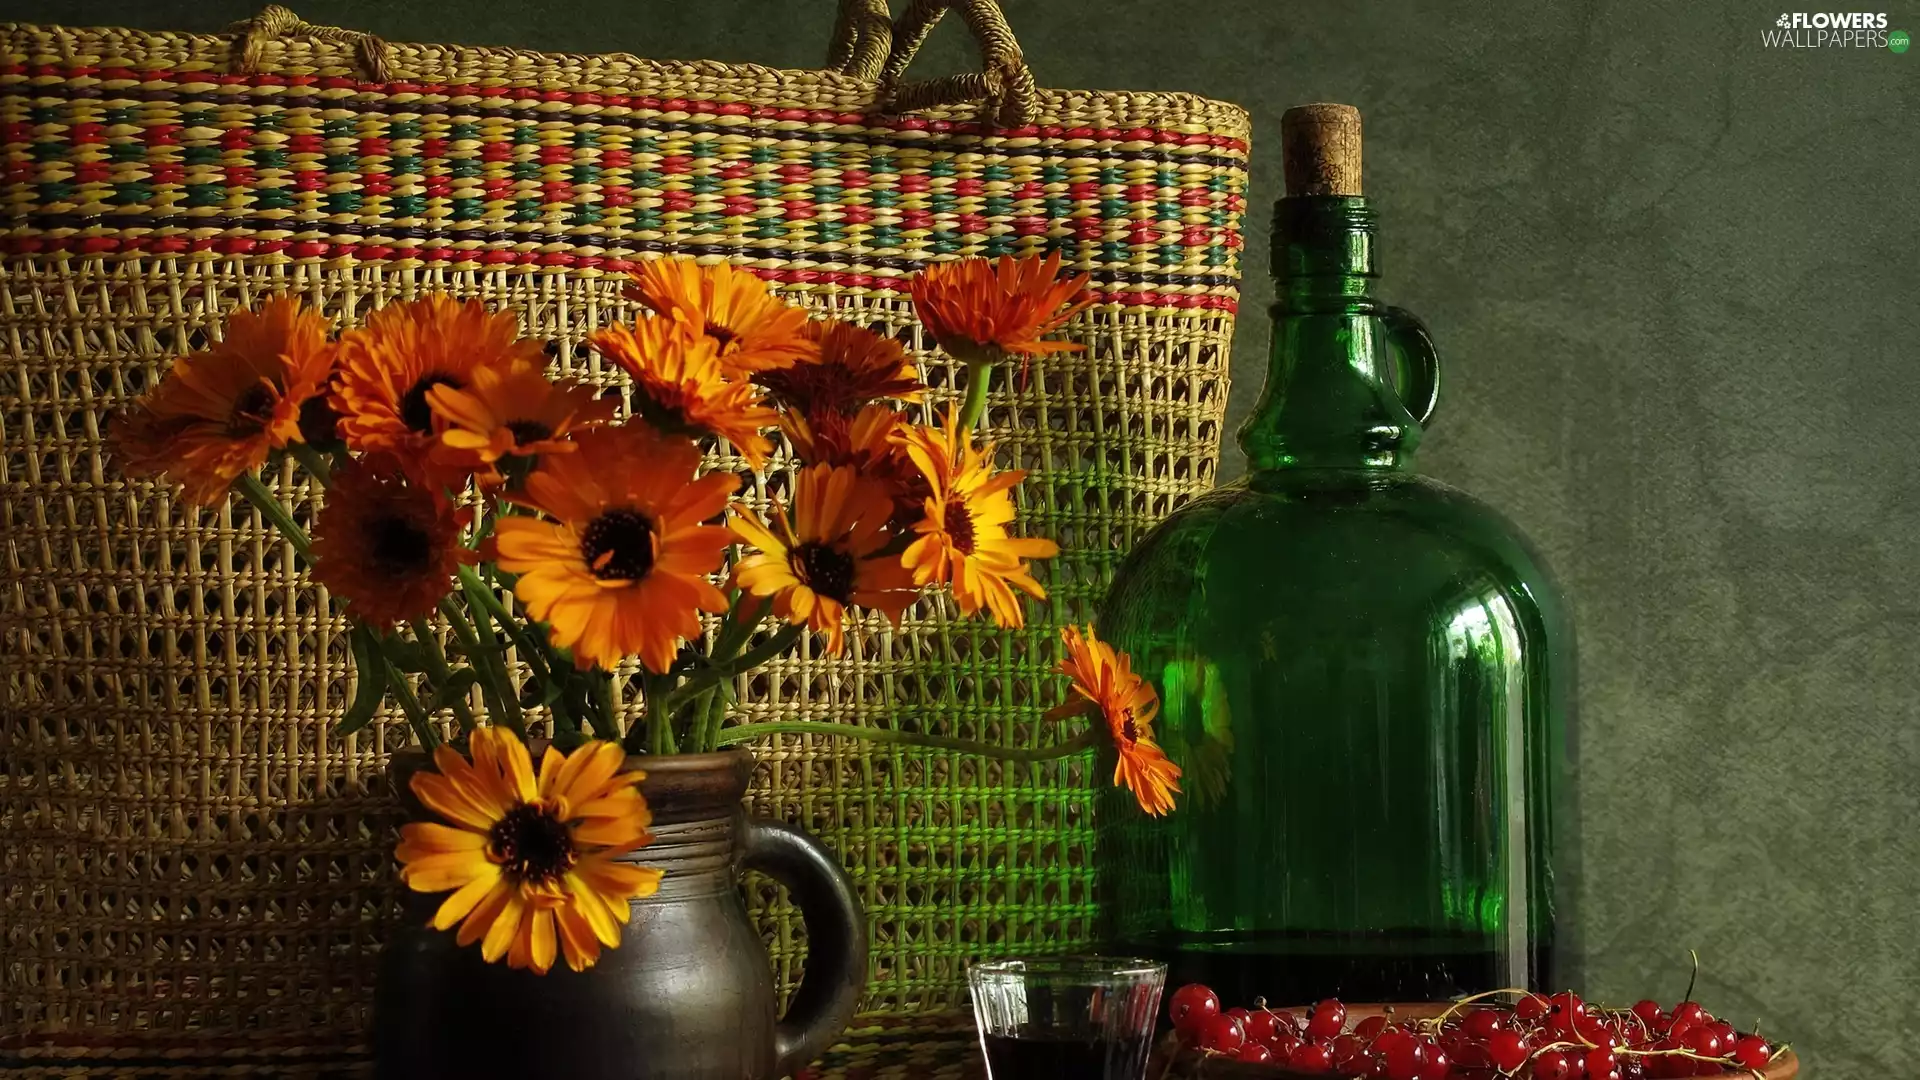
[0,66,1244,307]
[0,8,1247,1043]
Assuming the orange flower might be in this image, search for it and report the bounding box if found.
[755,320,924,426]
[730,464,918,654]
[492,424,736,673]
[782,404,927,528]
[331,296,546,481]
[895,408,1059,628]
[396,728,662,974]
[590,318,777,469]
[1048,625,1181,817]
[908,251,1093,368]
[112,296,334,504]
[625,257,811,377]
[310,457,475,626]
[427,360,619,486]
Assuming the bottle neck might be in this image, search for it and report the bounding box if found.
[1237,196,1427,473]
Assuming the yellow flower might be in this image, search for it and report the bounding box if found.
[309,457,475,626]
[427,360,619,486]
[1048,626,1181,817]
[590,318,777,469]
[895,408,1059,629]
[331,296,546,483]
[908,251,1092,368]
[112,296,334,504]
[755,319,924,426]
[625,257,812,377]
[492,424,736,673]
[730,463,919,654]
[395,727,663,974]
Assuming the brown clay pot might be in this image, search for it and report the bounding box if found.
[1160,1002,1800,1079]
[373,747,866,1080]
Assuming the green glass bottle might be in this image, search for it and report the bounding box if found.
[1097,105,1571,1006]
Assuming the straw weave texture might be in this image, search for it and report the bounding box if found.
[0,11,1248,1039]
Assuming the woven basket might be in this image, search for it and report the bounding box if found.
[0,0,1249,1040]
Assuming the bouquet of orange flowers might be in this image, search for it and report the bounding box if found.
[113,254,1181,972]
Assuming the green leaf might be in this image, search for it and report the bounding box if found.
[426,668,481,715]
[335,624,389,736]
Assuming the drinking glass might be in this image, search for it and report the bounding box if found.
[967,956,1167,1080]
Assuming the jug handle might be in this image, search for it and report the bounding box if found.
[742,818,869,1076]
[1382,305,1441,428]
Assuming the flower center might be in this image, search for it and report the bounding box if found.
[400,373,463,434]
[488,802,577,886]
[1120,711,1141,745]
[704,321,739,350]
[944,498,977,555]
[580,508,657,581]
[506,419,555,445]
[791,541,857,603]
[367,512,433,576]
[227,382,278,436]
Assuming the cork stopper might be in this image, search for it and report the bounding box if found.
[1281,103,1363,197]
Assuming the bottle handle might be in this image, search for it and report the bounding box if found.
[741,817,869,1077]
[1382,305,1441,428]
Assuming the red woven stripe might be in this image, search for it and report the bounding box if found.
[0,234,1239,312]
[2,64,1251,153]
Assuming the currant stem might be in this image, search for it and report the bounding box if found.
[1423,988,1532,1030]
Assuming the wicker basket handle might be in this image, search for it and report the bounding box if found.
[828,0,895,79]
[878,0,1038,127]
[228,5,393,81]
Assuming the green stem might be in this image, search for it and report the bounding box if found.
[234,472,312,558]
[714,723,1102,762]
[443,595,522,735]
[409,615,478,733]
[641,673,678,756]
[458,566,556,693]
[957,358,994,430]
[663,623,804,715]
[588,671,621,743]
[289,442,333,486]
[383,658,440,751]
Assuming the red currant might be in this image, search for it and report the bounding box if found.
[1199,1014,1246,1055]
[1271,1034,1305,1059]
[1241,1010,1283,1045]
[1464,1008,1506,1041]
[1577,1015,1623,1050]
[1289,1041,1334,1074]
[1225,1006,1250,1023]
[1587,1048,1619,1076]
[1548,991,1588,1036]
[1168,984,1219,1037]
[1532,1050,1576,1080]
[1355,1014,1389,1040]
[1418,1044,1450,1080]
[1516,993,1552,1021]
[1632,1000,1664,1024]
[1383,1035,1428,1080]
[1332,1034,1369,1068]
[1488,1030,1532,1072]
[1235,1042,1274,1064]
[1306,998,1347,1041]
[1668,1002,1707,1035]
[1682,1025,1724,1061]
[1731,1035,1772,1070]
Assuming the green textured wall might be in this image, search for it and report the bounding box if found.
[8,0,1915,1073]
